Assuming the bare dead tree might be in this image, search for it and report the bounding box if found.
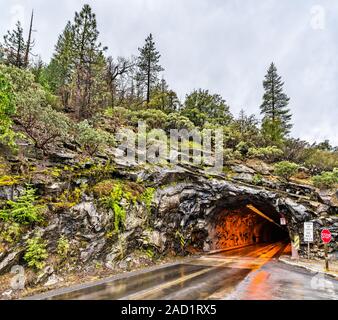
[24,10,36,68]
[106,56,133,107]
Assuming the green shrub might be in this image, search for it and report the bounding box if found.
[0,185,44,224]
[274,161,299,181]
[312,169,338,189]
[0,222,21,243]
[113,202,126,234]
[248,146,283,162]
[104,106,133,127]
[101,183,127,233]
[165,113,195,132]
[182,89,232,127]
[252,174,263,185]
[0,72,17,148]
[57,235,70,258]
[1,64,68,152]
[141,187,155,213]
[145,247,155,259]
[24,236,48,270]
[305,149,338,172]
[129,109,168,129]
[223,148,242,161]
[53,185,86,210]
[76,120,115,155]
[236,141,250,156]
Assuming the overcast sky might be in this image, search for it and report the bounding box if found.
[0,0,337,145]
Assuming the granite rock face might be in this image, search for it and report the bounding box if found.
[0,158,337,287]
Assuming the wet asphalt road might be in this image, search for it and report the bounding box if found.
[30,242,338,300]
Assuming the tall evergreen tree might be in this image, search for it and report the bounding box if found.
[2,21,26,68]
[137,33,164,105]
[47,4,107,118]
[260,63,292,136]
[72,4,107,119]
[47,21,74,109]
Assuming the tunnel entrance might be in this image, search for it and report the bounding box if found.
[207,202,290,250]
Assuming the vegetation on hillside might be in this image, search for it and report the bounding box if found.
[0,3,336,180]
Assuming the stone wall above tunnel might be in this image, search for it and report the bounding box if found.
[154,177,338,258]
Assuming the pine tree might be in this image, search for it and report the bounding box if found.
[260,63,292,136]
[2,21,26,68]
[47,5,107,118]
[72,4,107,119]
[137,33,164,105]
[47,21,74,109]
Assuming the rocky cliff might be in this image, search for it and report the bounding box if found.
[0,147,337,296]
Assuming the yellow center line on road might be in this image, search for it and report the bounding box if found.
[120,243,285,300]
[119,260,230,300]
[208,243,285,299]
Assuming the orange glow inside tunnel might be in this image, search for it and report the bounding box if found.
[207,204,290,250]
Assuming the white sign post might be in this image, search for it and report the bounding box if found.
[304,222,314,259]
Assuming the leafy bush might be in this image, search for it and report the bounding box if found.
[76,120,115,155]
[223,148,242,161]
[148,80,181,113]
[105,106,132,127]
[129,109,168,129]
[24,236,48,270]
[107,107,165,128]
[101,183,128,233]
[140,187,155,213]
[57,235,70,258]
[112,202,126,233]
[1,64,70,152]
[248,146,283,162]
[182,89,232,127]
[0,222,21,243]
[19,102,70,152]
[236,141,251,156]
[305,149,338,172]
[53,185,86,210]
[312,169,338,189]
[0,185,44,224]
[282,138,310,163]
[165,113,195,132]
[221,125,243,149]
[0,72,16,148]
[274,161,299,181]
[252,174,263,185]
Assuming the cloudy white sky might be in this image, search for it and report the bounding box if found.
[0,0,337,145]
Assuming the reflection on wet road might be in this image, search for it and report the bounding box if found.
[35,242,338,300]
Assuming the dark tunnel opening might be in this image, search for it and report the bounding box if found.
[207,201,290,250]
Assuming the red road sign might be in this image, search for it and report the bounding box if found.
[321,229,332,244]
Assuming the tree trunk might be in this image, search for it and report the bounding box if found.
[146,55,151,105]
[24,10,34,68]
